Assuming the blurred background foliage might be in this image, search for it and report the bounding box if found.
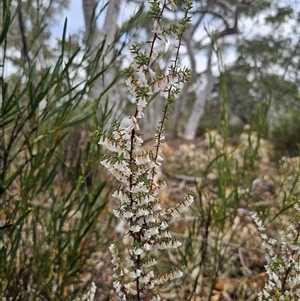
[126,0,300,148]
[2,0,300,150]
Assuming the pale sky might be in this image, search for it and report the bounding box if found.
[52,0,137,37]
[52,1,84,37]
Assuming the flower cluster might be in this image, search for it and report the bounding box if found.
[99,115,194,299]
[252,207,300,301]
[98,1,193,300]
[125,62,189,119]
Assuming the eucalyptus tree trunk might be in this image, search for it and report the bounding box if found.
[179,40,216,140]
[172,0,253,140]
[82,0,122,118]
[183,66,216,140]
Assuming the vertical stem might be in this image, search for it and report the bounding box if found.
[129,127,142,299]
[129,128,135,203]
[136,254,141,301]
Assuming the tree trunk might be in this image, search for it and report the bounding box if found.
[183,67,216,140]
[173,1,250,139]
[82,0,121,112]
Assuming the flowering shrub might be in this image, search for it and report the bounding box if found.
[98,1,194,300]
[252,207,300,301]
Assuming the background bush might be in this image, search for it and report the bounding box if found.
[0,1,118,299]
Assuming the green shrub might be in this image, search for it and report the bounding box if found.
[271,111,300,156]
